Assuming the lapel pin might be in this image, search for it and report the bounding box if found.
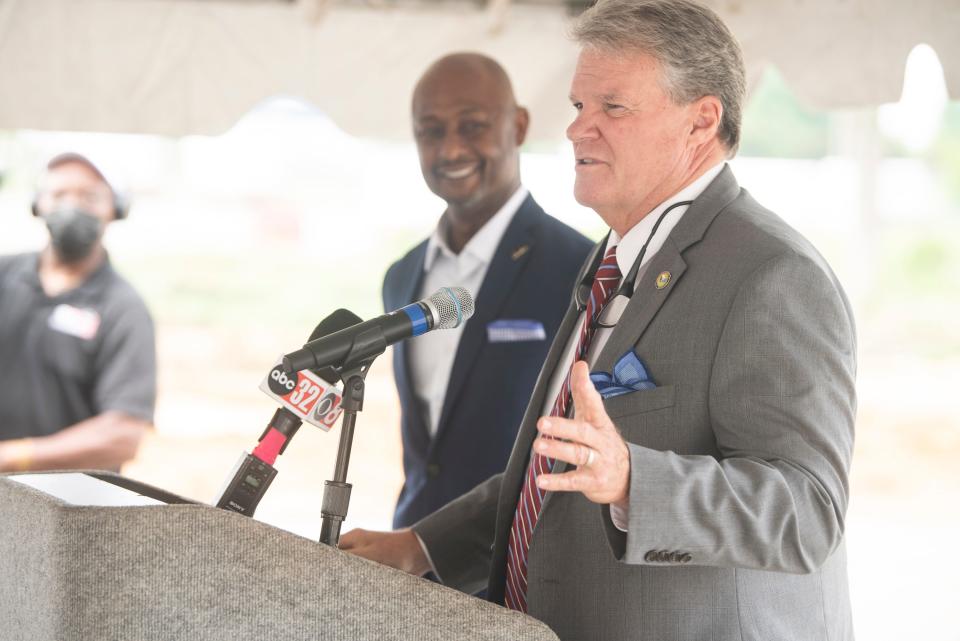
[655,271,672,290]
[511,244,530,261]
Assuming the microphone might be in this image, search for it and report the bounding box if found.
[282,286,474,374]
[214,309,362,516]
[257,309,364,435]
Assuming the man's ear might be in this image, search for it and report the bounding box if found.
[514,106,530,146]
[689,95,722,146]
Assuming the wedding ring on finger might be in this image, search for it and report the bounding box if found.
[584,448,596,467]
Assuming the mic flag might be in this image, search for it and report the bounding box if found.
[258,358,344,431]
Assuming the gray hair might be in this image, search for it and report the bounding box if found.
[572,0,746,155]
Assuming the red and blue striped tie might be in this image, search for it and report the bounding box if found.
[504,244,622,612]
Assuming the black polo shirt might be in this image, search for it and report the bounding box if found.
[0,252,156,439]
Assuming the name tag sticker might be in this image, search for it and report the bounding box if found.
[486,319,546,343]
[48,304,101,340]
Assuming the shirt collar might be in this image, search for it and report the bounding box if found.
[12,252,42,288]
[15,250,114,297]
[607,162,725,275]
[424,185,528,272]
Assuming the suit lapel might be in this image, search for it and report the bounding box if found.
[592,244,688,373]
[430,196,542,447]
[399,243,428,308]
[395,243,430,441]
[595,165,742,373]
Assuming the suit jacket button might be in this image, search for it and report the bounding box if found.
[679,553,692,564]
[644,550,659,563]
[427,463,441,478]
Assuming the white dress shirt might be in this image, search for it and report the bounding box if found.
[409,186,529,438]
[539,163,725,529]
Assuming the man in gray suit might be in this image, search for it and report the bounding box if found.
[340,1,857,639]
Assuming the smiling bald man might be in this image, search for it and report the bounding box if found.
[380,53,592,530]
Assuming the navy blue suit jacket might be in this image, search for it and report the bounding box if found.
[383,194,593,528]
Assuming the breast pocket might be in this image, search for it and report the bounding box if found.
[603,385,678,446]
[40,330,93,381]
[484,336,550,368]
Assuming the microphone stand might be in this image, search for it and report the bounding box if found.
[317,327,388,547]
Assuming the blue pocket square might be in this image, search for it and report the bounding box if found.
[590,351,656,399]
[487,319,546,343]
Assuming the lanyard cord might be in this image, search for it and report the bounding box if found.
[575,199,693,312]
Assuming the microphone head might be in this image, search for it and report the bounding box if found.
[426,287,475,329]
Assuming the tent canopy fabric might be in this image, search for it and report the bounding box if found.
[1,0,956,141]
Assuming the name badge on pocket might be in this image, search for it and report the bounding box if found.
[486,319,546,343]
[48,304,101,341]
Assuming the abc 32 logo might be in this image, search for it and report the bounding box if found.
[268,366,341,427]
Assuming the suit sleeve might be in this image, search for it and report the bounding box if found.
[607,250,857,574]
[412,473,503,593]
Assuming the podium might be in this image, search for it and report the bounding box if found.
[0,472,558,641]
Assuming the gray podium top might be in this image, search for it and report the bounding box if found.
[0,472,559,641]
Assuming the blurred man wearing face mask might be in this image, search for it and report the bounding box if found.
[0,152,156,473]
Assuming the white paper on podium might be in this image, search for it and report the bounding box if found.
[9,473,164,507]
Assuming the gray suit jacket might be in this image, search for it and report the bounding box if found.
[414,166,857,641]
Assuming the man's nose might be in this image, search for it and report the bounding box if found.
[438,132,469,161]
[566,110,598,143]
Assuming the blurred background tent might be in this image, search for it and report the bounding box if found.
[0,1,958,640]
[0,0,958,139]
